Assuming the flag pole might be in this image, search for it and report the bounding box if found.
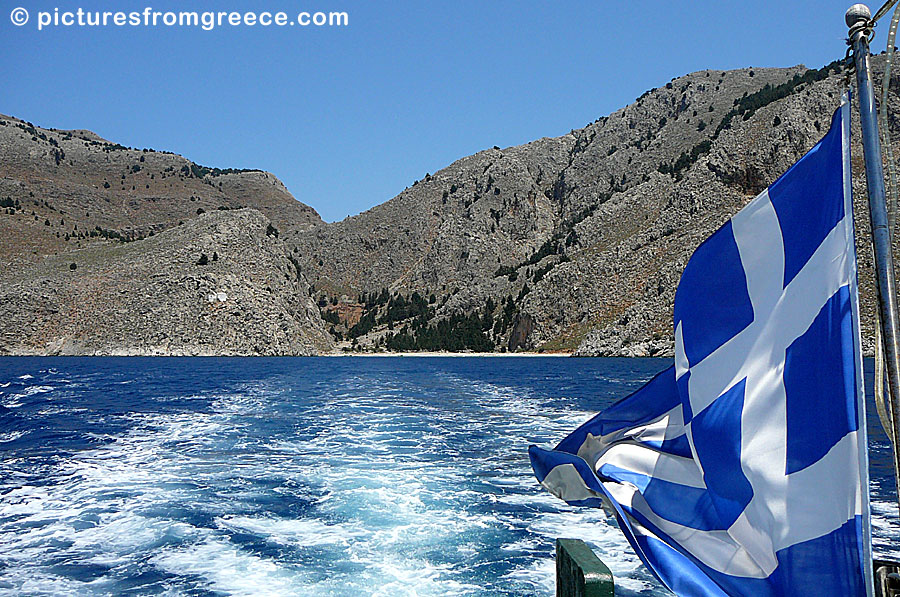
[847,3,900,513]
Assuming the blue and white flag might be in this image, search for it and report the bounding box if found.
[530,94,873,596]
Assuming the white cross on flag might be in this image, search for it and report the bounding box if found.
[530,94,873,596]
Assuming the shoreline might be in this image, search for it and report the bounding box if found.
[322,351,573,357]
[0,350,575,358]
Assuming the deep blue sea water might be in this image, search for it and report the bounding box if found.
[0,356,897,596]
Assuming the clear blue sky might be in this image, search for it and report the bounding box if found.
[3,1,865,221]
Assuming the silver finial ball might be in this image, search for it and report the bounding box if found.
[846,3,871,26]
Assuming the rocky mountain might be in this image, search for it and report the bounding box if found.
[3,57,898,356]
[292,66,807,297]
[292,59,894,356]
[0,116,332,356]
[0,209,332,356]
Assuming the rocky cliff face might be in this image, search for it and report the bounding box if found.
[291,60,894,356]
[290,67,806,299]
[0,210,333,356]
[285,135,575,297]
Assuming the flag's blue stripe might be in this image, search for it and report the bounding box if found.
[597,463,722,531]
[555,365,679,452]
[770,516,867,597]
[784,284,858,474]
[768,105,845,289]
[564,497,608,509]
[633,534,731,597]
[638,433,693,458]
[674,219,755,367]
[691,377,754,527]
[580,464,734,597]
[528,446,604,493]
[596,463,653,491]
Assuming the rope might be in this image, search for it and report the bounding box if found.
[876,317,895,444]
[880,5,900,229]
[873,0,900,25]
[876,2,900,447]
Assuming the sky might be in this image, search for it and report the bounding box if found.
[2,0,871,221]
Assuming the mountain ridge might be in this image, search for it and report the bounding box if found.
[287,60,887,356]
[2,58,896,356]
[0,113,322,267]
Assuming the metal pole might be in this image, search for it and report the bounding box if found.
[847,3,900,513]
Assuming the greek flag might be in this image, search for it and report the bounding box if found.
[530,94,874,596]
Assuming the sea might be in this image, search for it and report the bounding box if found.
[0,356,897,596]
